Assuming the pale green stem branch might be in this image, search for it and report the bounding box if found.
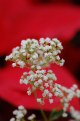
[33,91,48,121]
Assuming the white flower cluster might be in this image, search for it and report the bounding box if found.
[10,105,27,121]
[53,84,80,116]
[70,106,80,121]
[20,69,57,104]
[10,105,36,121]
[5,38,64,69]
[6,38,80,119]
[20,69,80,110]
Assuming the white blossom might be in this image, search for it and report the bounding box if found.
[20,79,24,84]
[48,93,53,98]
[27,90,31,95]
[38,79,42,84]
[37,98,42,104]
[6,38,65,69]
[43,76,48,81]
[62,112,68,117]
[59,59,65,66]
[49,99,54,104]
[76,90,80,97]
[39,38,45,44]
[17,60,25,68]
[10,105,27,121]
[44,83,49,88]
[10,118,15,121]
[12,63,16,67]
[34,81,39,87]
[28,114,36,121]
[36,66,41,70]
[70,107,80,120]
[16,111,24,119]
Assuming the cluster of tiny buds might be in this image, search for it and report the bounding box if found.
[10,105,27,121]
[6,37,80,120]
[20,67,80,113]
[20,69,57,104]
[70,106,80,121]
[5,38,65,69]
[10,105,36,121]
[54,84,80,114]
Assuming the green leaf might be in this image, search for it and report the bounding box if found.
[49,110,63,121]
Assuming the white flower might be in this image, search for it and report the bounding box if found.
[31,65,35,69]
[60,59,65,66]
[20,79,24,84]
[43,76,48,81]
[5,54,13,61]
[50,41,56,46]
[70,107,80,120]
[44,83,49,88]
[42,92,46,97]
[56,56,60,60]
[20,48,26,53]
[23,72,27,75]
[52,38,60,44]
[48,70,53,73]
[21,40,27,49]
[10,118,15,121]
[18,106,27,115]
[40,86,44,91]
[62,113,68,117]
[13,110,18,115]
[45,37,51,43]
[44,53,48,57]
[22,52,26,56]
[48,93,53,98]
[57,43,63,49]
[29,48,34,52]
[73,84,78,89]
[49,99,54,104]
[12,63,16,67]
[48,52,52,56]
[49,80,53,85]
[5,56,9,61]
[34,81,39,87]
[6,38,65,69]
[27,90,31,95]
[28,114,36,120]
[31,44,36,49]
[76,90,80,97]
[44,45,52,51]
[18,105,25,110]
[39,38,45,44]
[17,60,25,68]
[36,66,41,70]
[54,91,60,96]
[16,111,24,119]
[44,89,49,95]
[32,53,38,59]
[37,98,42,103]
[12,47,19,53]
[32,39,38,44]
[38,79,42,84]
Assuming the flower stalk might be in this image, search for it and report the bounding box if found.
[34,91,48,121]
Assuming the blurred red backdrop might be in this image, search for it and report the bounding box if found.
[0,0,80,112]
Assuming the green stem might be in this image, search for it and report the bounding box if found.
[33,91,48,121]
[21,118,26,121]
